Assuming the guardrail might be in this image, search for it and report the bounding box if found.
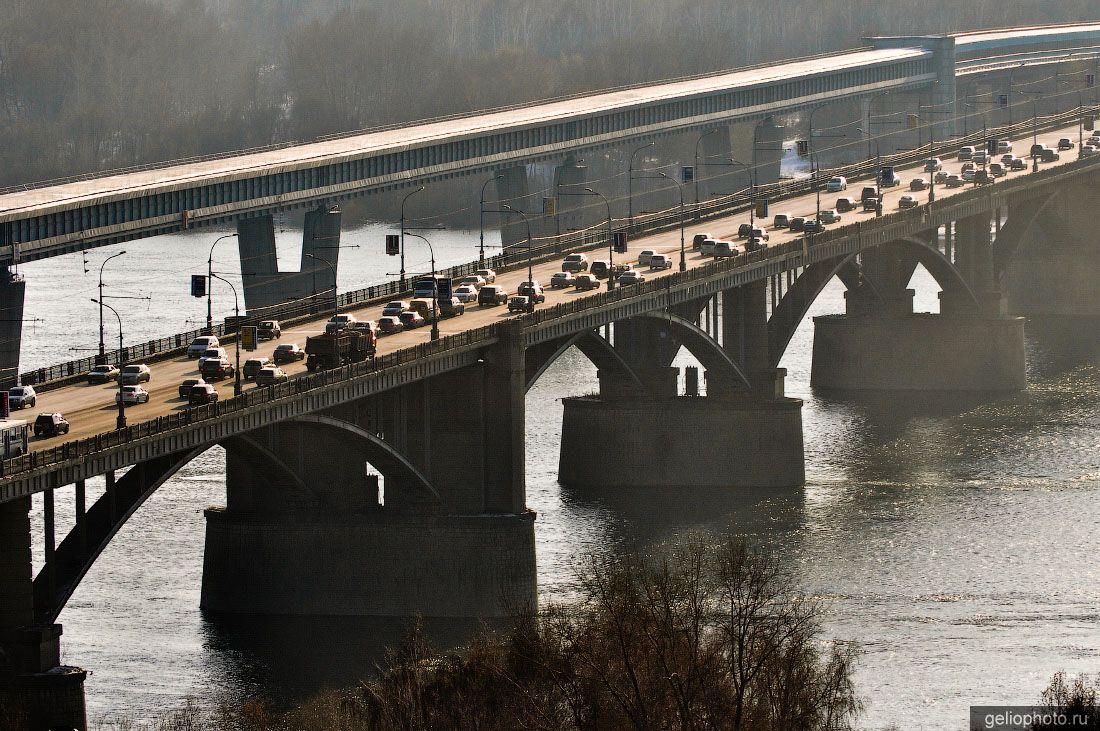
[3,133,1098,486]
[6,104,1094,395]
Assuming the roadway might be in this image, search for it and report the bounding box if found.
[19,121,1091,452]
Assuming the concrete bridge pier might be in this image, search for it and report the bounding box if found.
[559,286,805,489]
[0,269,24,379]
[811,231,1026,392]
[552,156,591,236]
[201,322,536,618]
[238,206,342,316]
[0,498,88,730]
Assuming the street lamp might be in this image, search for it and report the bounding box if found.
[91,298,126,429]
[479,175,504,265]
[728,157,758,245]
[694,128,722,204]
[403,233,440,340]
[208,273,242,396]
[558,186,615,290]
[304,253,338,321]
[206,233,237,336]
[807,103,829,223]
[867,90,890,160]
[628,141,655,229]
[399,186,425,289]
[657,172,687,272]
[98,250,126,361]
[855,128,883,216]
[501,205,535,312]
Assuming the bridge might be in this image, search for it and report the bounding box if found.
[3,24,1100,729]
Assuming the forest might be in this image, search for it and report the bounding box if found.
[1,0,1099,186]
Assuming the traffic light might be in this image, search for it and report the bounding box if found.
[998,94,1009,108]
[241,326,258,352]
[986,139,998,154]
[190,274,206,298]
[613,231,628,254]
[1088,73,1096,88]
[681,166,694,183]
[796,140,810,157]
[907,114,920,130]
[385,234,400,256]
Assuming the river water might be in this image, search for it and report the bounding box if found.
[18,222,1100,730]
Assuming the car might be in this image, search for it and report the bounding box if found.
[561,253,589,272]
[1058,138,1074,151]
[378,316,404,335]
[517,281,545,303]
[1088,135,1100,146]
[748,227,768,242]
[825,176,847,192]
[944,174,964,188]
[699,239,719,256]
[507,295,531,313]
[974,169,992,185]
[958,146,975,160]
[882,171,902,187]
[712,241,736,257]
[617,270,645,285]
[788,217,806,232]
[818,209,842,224]
[898,195,919,210]
[934,170,950,183]
[649,254,672,270]
[772,214,792,229]
[802,219,824,234]
[454,285,479,303]
[973,150,988,165]
[87,364,120,384]
[988,162,1006,178]
[272,343,305,363]
[1083,144,1098,158]
[637,250,657,267]
[408,298,439,322]
[961,168,976,182]
[997,140,1013,154]
[1010,157,1028,171]
[350,319,380,336]
[118,364,151,384]
[116,385,150,405]
[475,268,497,283]
[256,320,281,340]
[574,273,600,291]
[924,157,942,172]
[589,261,611,279]
[199,357,235,380]
[381,301,409,317]
[33,413,69,438]
[197,348,227,369]
[325,313,358,333]
[478,285,508,306]
[737,223,753,239]
[254,366,289,387]
[186,335,219,358]
[1000,153,1016,165]
[439,297,467,318]
[910,177,928,191]
[691,233,713,250]
[398,311,426,329]
[961,161,976,172]
[243,357,270,380]
[458,275,486,290]
[1041,148,1060,163]
[550,271,575,288]
[178,377,207,399]
[835,197,856,213]
[1030,143,1046,157]
[188,383,219,406]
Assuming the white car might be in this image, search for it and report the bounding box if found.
[898,195,919,209]
[1082,144,1098,157]
[475,268,496,283]
[453,285,479,303]
[924,157,942,172]
[187,336,219,358]
[457,275,486,290]
[550,271,575,288]
[637,250,657,267]
[819,209,842,224]
[116,385,150,405]
[649,254,673,270]
[197,348,227,369]
[825,176,848,192]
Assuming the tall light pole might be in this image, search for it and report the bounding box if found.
[403,233,440,340]
[558,186,615,290]
[209,273,242,396]
[694,128,721,204]
[479,175,504,266]
[206,233,237,336]
[807,103,829,224]
[867,91,889,160]
[628,141,655,230]
[399,186,425,290]
[501,205,535,312]
[304,253,338,321]
[98,250,126,362]
[92,298,126,429]
[856,127,883,216]
[657,172,687,271]
[729,158,758,247]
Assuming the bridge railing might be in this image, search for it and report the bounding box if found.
[7,104,1094,396]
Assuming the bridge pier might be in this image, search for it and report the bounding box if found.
[0,269,24,383]
[0,498,87,731]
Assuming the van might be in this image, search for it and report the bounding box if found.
[187,335,219,358]
[772,213,792,229]
[700,239,718,256]
[408,298,437,321]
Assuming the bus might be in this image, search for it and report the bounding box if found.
[0,418,29,458]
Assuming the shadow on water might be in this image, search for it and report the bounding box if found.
[1024,316,1100,377]
[199,612,501,710]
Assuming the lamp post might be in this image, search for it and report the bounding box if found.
[92,298,126,429]
[855,127,883,216]
[628,141,655,230]
[479,174,504,265]
[657,172,687,272]
[403,233,440,340]
[867,90,890,160]
[399,186,425,290]
[304,253,338,321]
[694,128,721,204]
[206,233,237,336]
[208,273,242,396]
[807,103,829,223]
[98,250,126,361]
[728,157,757,244]
[501,205,535,312]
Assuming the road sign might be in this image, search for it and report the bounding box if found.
[755,199,769,219]
[907,114,919,130]
[1086,115,1096,132]
[543,196,557,215]
[681,166,694,182]
[190,274,206,298]
[998,94,1009,108]
[241,326,257,352]
[613,231,628,254]
[385,234,400,256]
[986,139,998,154]
[796,140,809,157]
[1088,73,1096,88]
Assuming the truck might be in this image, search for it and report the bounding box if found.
[305,330,377,372]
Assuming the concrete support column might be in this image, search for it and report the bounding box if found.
[0,270,25,386]
[496,165,534,249]
[608,319,681,398]
[755,116,785,186]
[481,322,526,514]
[701,125,739,199]
[553,156,589,235]
[955,211,1003,315]
[721,282,785,398]
[846,249,915,318]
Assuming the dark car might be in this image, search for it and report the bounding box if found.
[737,223,753,239]
[272,343,305,364]
[257,320,281,340]
[199,357,235,380]
[178,377,207,399]
[33,413,69,438]
[87,364,120,384]
[243,357,270,380]
[788,217,806,232]
[398,311,426,329]
[189,384,219,405]
[378,316,404,335]
[692,233,713,250]
[802,219,825,234]
[478,285,508,306]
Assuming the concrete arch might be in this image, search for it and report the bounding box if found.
[768,255,865,368]
[992,193,1057,281]
[894,236,980,306]
[524,330,645,393]
[637,311,752,390]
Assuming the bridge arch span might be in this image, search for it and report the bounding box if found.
[524,329,645,393]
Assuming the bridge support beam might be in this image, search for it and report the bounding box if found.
[0,497,87,731]
[0,270,24,383]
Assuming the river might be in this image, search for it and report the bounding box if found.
[17,221,1100,730]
